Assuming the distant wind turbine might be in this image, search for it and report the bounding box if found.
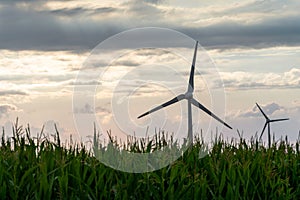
[138,41,232,143]
[256,103,289,148]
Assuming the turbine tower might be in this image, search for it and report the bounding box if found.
[256,103,289,148]
[138,41,232,143]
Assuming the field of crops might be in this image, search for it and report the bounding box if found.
[1,120,300,199]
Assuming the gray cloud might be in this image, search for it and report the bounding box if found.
[49,7,118,17]
[180,15,300,50]
[237,102,284,118]
[215,0,289,16]
[113,60,140,67]
[69,80,102,86]
[0,3,123,50]
[0,0,300,51]
[0,0,45,6]
[260,103,284,115]
[0,90,27,96]
[0,74,75,84]
[125,0,163,18]
[0,104,17,118]
[50,7,88,16]
[74,103,94,114]
[143,0,165,4]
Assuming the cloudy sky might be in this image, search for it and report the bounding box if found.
[0,0,299,144]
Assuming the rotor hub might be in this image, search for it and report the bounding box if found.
[185,92,193,99]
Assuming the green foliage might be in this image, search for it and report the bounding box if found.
[1,119,300,199]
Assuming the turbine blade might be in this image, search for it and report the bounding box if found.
[269,118,289,123]
[259,122,268,140]
[187,41,198,93]
[137,94,185,119]
[256,103,269,120]
[190,98,232,129]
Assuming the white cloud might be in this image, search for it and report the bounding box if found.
[220,68,300,90]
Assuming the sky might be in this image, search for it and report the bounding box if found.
[0,0,300,145]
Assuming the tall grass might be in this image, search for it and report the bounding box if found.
[1,119,300,199]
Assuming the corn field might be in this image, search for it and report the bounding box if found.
[1,119,300,199]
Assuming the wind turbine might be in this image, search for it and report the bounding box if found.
[137,41,232,143]
[256,103,289,148]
